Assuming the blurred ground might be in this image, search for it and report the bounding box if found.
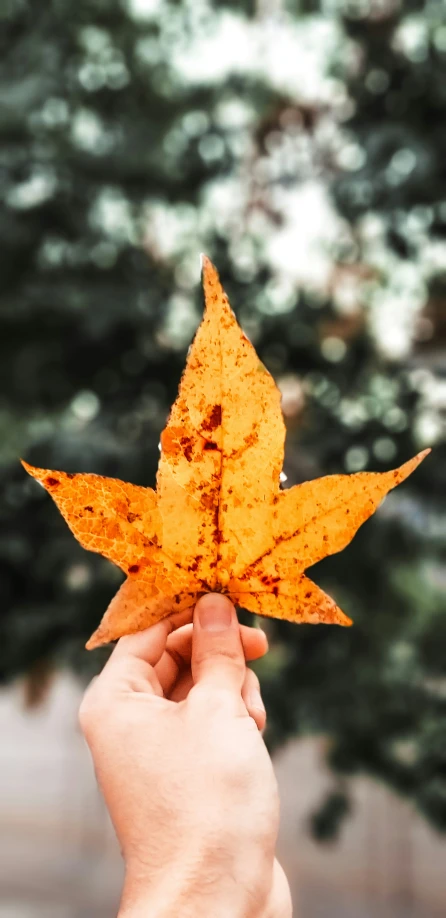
[0,672,445,917]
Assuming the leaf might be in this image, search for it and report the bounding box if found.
[22,257,430,648]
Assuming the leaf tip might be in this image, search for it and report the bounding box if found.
[200,254,220,290]
[331,604,353,627]
[21,459,42,481]
[21,460,51,486]
[85,629,105,650]
[396,446,432,483]
[200,253,216,277]
[200,256,231,321]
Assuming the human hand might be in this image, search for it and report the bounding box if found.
[80,593,292,918]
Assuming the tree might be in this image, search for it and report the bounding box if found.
[1,0,445,834]
[255,0,446,835]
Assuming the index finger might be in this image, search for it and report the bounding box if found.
[100,605,195,686]
[155,622,268,696]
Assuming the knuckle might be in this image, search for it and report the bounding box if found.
[188,684,238,725]
[219,751,254,795]
[78,685,108,737]
[251,670,261,692]
[245,668,260,693]
[195,642,243,669]
[210,685,237,710]
[185,682,207,711]
[188,682,227,710]
[78,697,93,736]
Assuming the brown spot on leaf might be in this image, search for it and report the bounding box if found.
[199,492,215,511]
[244,431,258,449]
[45,477,59,487]
[160,426,185,456]
[189,555,202,573]
[204,441,218,450]
[202,404,221,432]
[128,564,140,574]
[272,586,279,597]
[66,473,75,479]
[180,436,193,462]
[84,505,94,513]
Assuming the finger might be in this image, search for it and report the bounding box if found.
[111,605,194,666]
[168,621,268,664]
[241,668,266,732]
[190,594,246,703]
[168,667,266,733]
[96,606,195,695]
[154,622,268,696]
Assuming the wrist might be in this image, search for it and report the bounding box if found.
[118,831,274,918]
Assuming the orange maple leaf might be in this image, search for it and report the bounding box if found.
[23,257,430,648]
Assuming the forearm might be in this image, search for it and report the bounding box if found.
[118,835,274,918]
[119,887,267,918]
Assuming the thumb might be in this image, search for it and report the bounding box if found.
[191,593,246,696]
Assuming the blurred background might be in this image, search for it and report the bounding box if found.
[1,0,445,915]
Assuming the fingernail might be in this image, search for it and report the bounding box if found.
[198,595,233,631]
[248,689,265,713]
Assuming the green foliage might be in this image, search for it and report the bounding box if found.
[1,0,445,835]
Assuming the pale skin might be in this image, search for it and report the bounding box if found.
[79,593,293,918]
